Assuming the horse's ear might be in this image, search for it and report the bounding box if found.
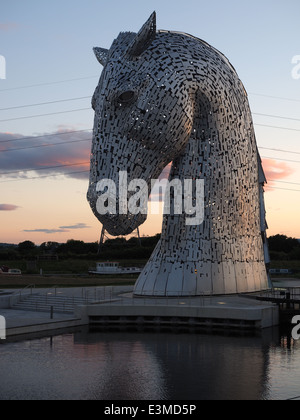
[126,11,156,58]
[93,47,109,66]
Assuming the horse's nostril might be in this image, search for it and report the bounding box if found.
[118,90,135,104]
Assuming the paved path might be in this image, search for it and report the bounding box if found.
[0,286,133,338]
[0,285,277,338]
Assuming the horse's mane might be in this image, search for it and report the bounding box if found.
[157,30,239,76]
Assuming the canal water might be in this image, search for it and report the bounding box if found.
[0,326,299,400]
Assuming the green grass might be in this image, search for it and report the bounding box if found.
[270,260,300,279]
[0,259,147,275]
[270,260,300,270]
[2,258,299,281]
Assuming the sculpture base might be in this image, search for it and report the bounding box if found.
[134,260,270,297]
[81,290,278,330]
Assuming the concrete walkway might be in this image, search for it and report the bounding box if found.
[0,308,86,338]
[0,286,132,338]
[0,286,279,338]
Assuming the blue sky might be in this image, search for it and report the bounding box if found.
[1,0,300,134]
[0,0,300,243]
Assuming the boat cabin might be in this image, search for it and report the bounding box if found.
[96,262,120,273]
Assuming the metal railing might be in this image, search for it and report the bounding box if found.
[12,284,36,304]
[12,285,249,313]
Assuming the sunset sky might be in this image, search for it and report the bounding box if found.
[1,0,300,245]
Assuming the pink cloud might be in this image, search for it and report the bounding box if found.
[261,158,295,191]
[0,204,19,211]
[0,129,91,180]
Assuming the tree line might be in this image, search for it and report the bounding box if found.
[0,234,161,261]
[0,234,299,261]
[268,235,300,261]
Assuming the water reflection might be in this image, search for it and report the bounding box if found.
[0,327,300,400]
[76,337,168,400]
[78,330,270,400]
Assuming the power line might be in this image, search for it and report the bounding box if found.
[249,92,300,103]
[0,161,90,176]
[0,108,91,123]
[0,170,90,183]
[0,129,92,144]
[0,157,299,192]
[0,112,299,135]
[1,97,299,126]
[259,146,300,155]
[0,97,90,112]
[0,174,299,192]
[3,166,300,187]
[269,179,300,186]
[261,155,300,164]
[271,187,300,192]
[0,171,299,192]
[253,113,300,123]
[0,75,98,92]
[0,132,298,156]
[0,75,296,104]
[1,155,299,181]
[0,137,91,153]
[255,123,300,133]
[1,134,299,163]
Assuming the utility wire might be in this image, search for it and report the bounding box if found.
[271,187,300,192]
[261,156,300,164]
[1,98,299,125]
[0,75,98,92]
[255,124,300,132]
[269,179,300,186]
[0,97,90,112]
[0,173,299,191]
[259,147,300,155]
[1,138,299,166]
[2,165,300,186]
[0,159,299,192]
[253,113,300,122]
[0,129,92,144]
[0,161,90,176]
[249,92,300,103]
[0,137,91,153]
[1,77,298,104]
[0,170,89,183]
[0,132,298,158]
[0,108,91,123]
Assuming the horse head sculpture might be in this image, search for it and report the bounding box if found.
[87,12,270,296]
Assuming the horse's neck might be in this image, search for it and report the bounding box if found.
[161,88,260,253]
[171,84,256,179]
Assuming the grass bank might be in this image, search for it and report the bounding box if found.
[0,274,138,289]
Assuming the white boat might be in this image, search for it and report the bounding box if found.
[0,268,22,275]
[88,261,142,275]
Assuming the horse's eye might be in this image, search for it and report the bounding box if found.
[118,90,135,104]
